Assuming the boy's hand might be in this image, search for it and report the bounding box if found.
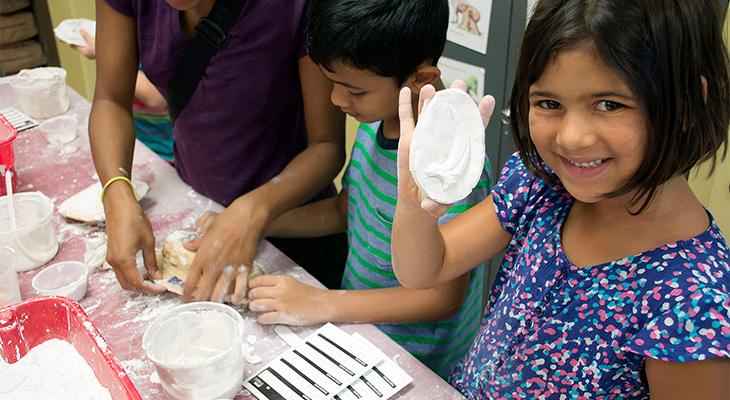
[181,200,265,304]
[397,80,496,218]
[248,275,334,326]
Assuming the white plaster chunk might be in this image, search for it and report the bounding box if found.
[58,180,149,224]
[409,88,485,204]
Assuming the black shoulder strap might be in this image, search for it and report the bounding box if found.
[165,0,247,124]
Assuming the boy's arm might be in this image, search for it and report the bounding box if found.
[248,272,470,326]
[264,189,349,238]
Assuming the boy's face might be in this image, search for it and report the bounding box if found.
[320,61,401,124]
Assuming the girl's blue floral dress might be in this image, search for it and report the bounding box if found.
[450,153,730,399]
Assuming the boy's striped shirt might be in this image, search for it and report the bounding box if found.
[341,122,492,378]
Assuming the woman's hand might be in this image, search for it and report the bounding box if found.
[103,185,165,294]
[248,275,334,326]
[396,80,495,218]
[181,199,267,304]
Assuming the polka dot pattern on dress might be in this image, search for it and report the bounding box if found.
[449,153,730,399]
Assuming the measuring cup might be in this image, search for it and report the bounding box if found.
[0,246,21,308]
[143,302,245,400]
[9,67,70,119]
[0,115,18,196]
[0,192,59,271]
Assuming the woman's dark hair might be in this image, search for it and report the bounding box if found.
[307,0,449,85]
[510,0,730,213]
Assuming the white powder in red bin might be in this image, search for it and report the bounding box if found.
[0,339,112,400]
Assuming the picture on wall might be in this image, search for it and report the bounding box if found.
[438,56,485,104]
[446,0,493,54]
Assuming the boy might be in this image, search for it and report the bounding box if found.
[248,0,493,377]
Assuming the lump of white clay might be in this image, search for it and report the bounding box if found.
[157,230,265,296]
[409,88,485,204]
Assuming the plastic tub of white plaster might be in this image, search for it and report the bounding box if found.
[0,192,59,272]
[32,261,89,301]
[143,302,245,400]
[40,114,78,145]
[9,67,70,119]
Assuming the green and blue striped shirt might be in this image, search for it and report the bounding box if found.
[341,122,492,378]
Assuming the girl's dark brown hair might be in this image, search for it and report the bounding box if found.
[510,0,730,213]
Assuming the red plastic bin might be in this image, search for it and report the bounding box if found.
[0,296,142,399]
[0,114,18,196]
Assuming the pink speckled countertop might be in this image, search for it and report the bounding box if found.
[0,79,465,400]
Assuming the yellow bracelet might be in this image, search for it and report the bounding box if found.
[100,176,135,202]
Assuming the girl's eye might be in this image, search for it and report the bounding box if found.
[537,100,561,110]
[596,100,624,112]
[349,91,366,97]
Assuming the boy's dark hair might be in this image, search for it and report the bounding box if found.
[308,0,449,84]
[510,0,730,213]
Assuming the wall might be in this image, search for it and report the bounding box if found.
[689,8,730,236]
[45,0,96,100]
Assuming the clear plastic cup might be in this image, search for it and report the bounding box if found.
[143,302,245,400]
[32,261,89,301]
[0,246,21,307]
[40,114,78,145]
[9,67,69,119]
[0,192,59,271]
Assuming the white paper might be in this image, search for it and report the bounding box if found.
[54,18,96,47]
[438,57,485,104]
[245,324,410,400]
[447,0,493,54]
[0,107,39,132]
[332,334,413,400]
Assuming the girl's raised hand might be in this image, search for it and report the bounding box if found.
[396,80,496,218]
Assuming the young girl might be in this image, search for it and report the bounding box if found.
[392,0,730,398]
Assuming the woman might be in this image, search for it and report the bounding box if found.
[89,0,346,302]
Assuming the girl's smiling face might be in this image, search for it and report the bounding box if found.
[528,45,647,204]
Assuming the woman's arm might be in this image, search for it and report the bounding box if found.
[182,55,346,303]
[646,357,730,399]
[391,84,509,289]
[248,273,470,326]
[89,0,164,294]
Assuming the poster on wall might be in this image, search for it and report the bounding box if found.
[438,56,485,103]
[447,0,493,54]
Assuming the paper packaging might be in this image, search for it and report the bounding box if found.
[245,323,412,400]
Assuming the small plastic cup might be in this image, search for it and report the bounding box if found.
[143,302,245,400]
[9,67,69,119]
[0,246,21,308]
[0,115,18,196]
[31,261,89,301]
[0,192,59,271]
[40,114,78,145]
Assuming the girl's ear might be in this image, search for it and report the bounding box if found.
[700,76,708,103]
[404,63,441,93]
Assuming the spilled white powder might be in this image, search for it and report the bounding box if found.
[0,339,112,400]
